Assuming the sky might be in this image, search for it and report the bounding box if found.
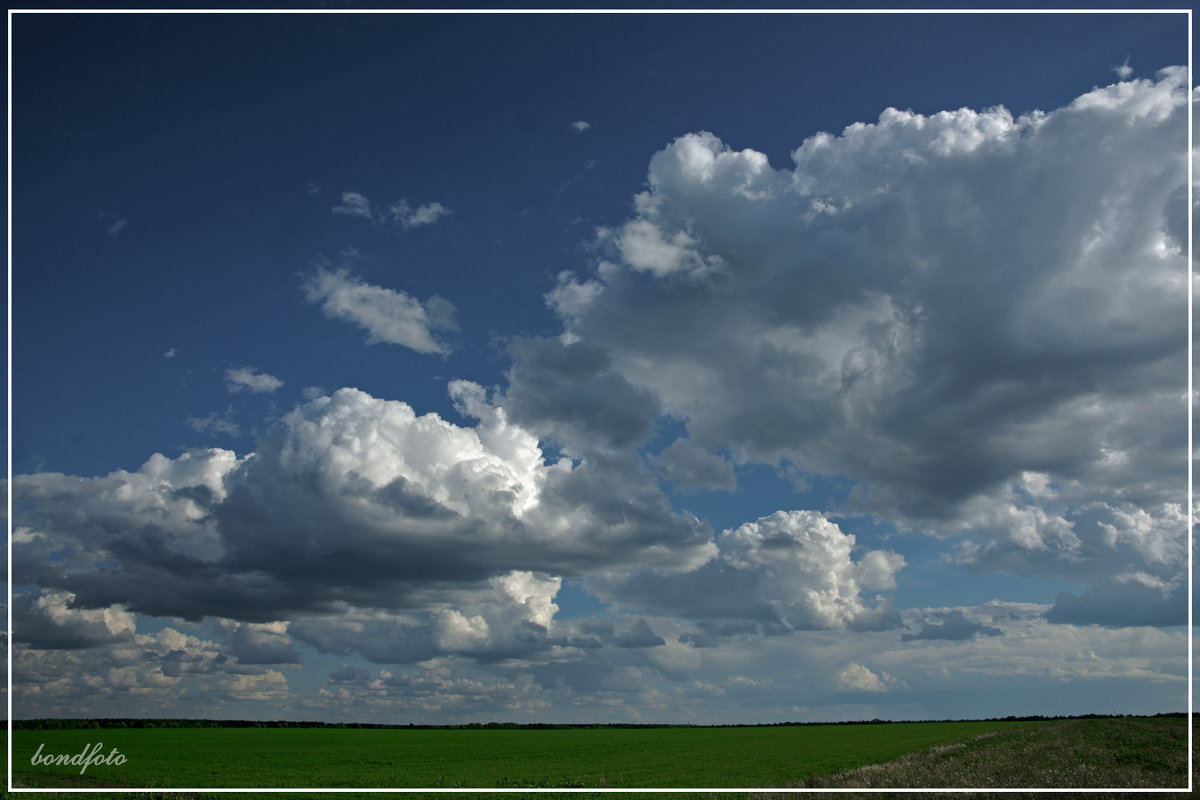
[8,10,1193,726]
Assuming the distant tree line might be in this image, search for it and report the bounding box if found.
[8,712,1185,731]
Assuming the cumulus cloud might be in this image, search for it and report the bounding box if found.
[653,438,737,492]
[571,121,591,133]
[332,190,451,229]
[13,70,1190,723]
[15,593,1183,722]
[225,620,300,665]
[951,480,1187,626]
[303,267,458,355]
[226,366,283,394]
[508,69,1189,626]
[836,663,904,692]
[13,385,715,627]
[589,510,904,633]
[13,590,135,650]
[503,337,662,452]
[13,613,294,718]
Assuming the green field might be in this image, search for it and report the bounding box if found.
[7,717,1189,792]
[11,721,1023,789]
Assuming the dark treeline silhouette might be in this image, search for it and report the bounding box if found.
[11,712,1185,731]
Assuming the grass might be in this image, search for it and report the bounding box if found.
[4,716,1191,796]
[11,721,1018,789]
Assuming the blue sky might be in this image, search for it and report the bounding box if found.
[9,10,1192,726]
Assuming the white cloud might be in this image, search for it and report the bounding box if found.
[571,120,591,133]
[163,347,177,358]
[948,478,1187,626]
[14,385,715,625]
[302,267,458,355]
[13,590,136,650]
[836,663,902,692]
[226,366,283,394]
[588,509,904,633]
[332,190,451,229]
[10,573,1186,724]
[12,449,244,597]
[331,191,373,218]
[388,199,452,229]
[505,69,1189,625]
[11,68,1191,725]
[617,219,715,277]
[12,609,296,718]
[1114,57,1133,80]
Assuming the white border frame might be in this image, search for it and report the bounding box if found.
[7,6,1190,796]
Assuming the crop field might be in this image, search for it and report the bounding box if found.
[11,720,1021,789]
[6,716,1189,793]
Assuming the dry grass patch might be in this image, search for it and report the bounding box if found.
[759,716,1189,798]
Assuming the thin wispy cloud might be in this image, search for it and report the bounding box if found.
[302,266,458,355]
[187,406,241,437]
[332,190,452,230]
[98,211,128,238]
[226,366,284,394]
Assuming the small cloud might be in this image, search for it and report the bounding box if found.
[187,406,240,437]
[302,266,457,355]
[304,181,321,196]
[1114,57,1133,79]
[571,120,591,133]
[836,663,904,693]
[163,348,177,359]
[98,212,128,238]
[331,191,373,219]
[388,199,451,230]
[332,190,451,230]
[226,366,284,394]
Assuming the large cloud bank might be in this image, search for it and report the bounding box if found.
[14,383,716,624]
[509,68,1189,626]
